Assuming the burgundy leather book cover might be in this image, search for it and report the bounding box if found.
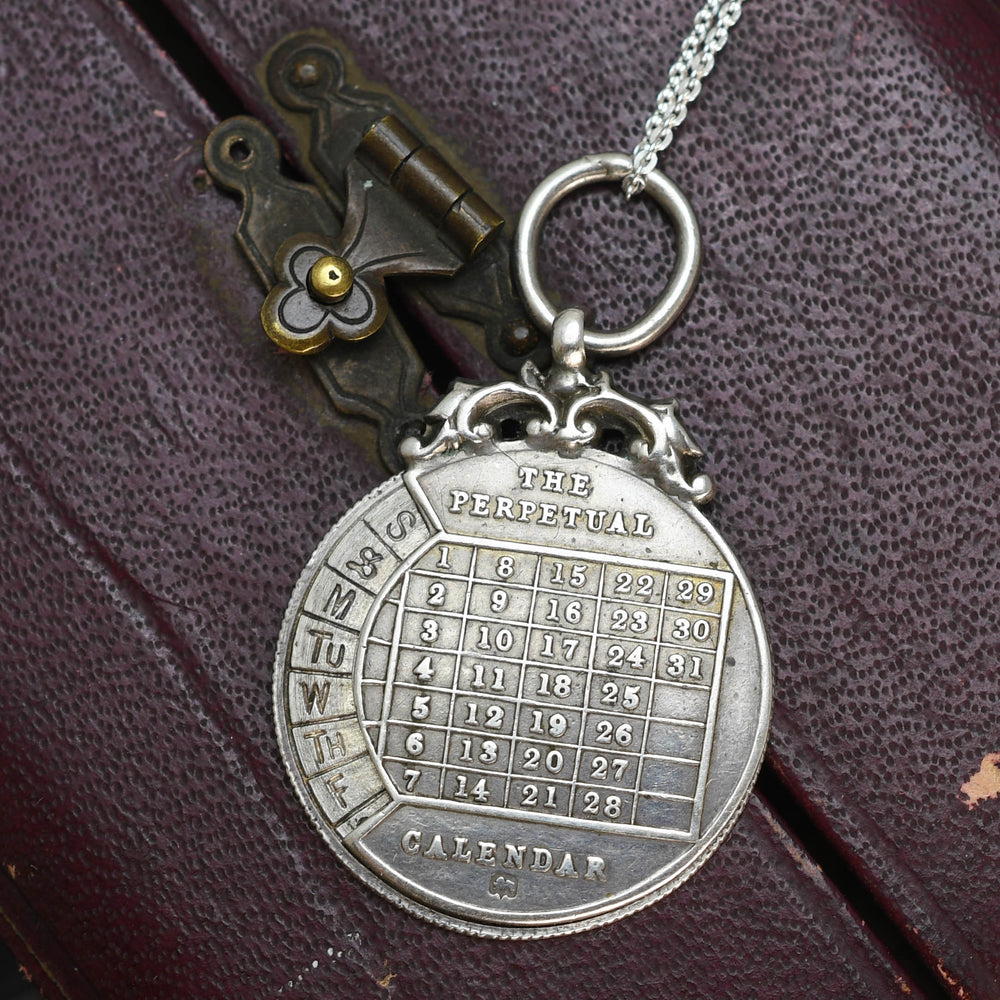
[161,0,1000,992]
[1,0,998,997]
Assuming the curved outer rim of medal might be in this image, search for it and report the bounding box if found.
[273,450,773,939]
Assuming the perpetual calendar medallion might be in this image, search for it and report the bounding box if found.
[274,312,771,936]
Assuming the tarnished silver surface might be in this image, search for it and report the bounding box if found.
[274,316,771,936]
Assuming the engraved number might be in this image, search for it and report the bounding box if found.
[427,582,446,607]
[536,672,573,698]
[490,588,509,613]
[459,738,500,766]
[410,695,431,720]
[420,619,440,643]
[412,656,434,682]
[607,644,647,671]
[590,756,629,782]
[550,562,588,587]
[595,720,633,746]
[546,598,583,625]
[522,747,563,773]
[610,608,650,633]
[539,633,581,661]
[496,555,515,579]
[478,625,514,652]
[465,702,505,729]
[405,731,424,756]
[600,681,641,710]
[614,572,655,597]
[403,768,421,792]
[471,662,505,691]
[436,545,452,569]
[520,784,558,809]
[677,579,716,604]
[529,710,569,738]
[664,653,704,680]
[582,791,623,818]
[454,774,490,802]
[672,617,712,642]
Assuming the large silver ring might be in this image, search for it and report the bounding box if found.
[514,152,702,357]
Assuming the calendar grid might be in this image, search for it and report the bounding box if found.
[374,573,410,758]
[567,560,607,810]
[437,545,480,798]
[364,536,733,839]
[630,561,681,822]
[500,554,545,806]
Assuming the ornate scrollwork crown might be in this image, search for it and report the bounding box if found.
[400,310,714,504]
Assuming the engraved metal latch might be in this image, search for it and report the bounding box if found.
[260,113,504,352]
[204,30,545,469]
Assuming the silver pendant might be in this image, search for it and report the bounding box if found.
[273,158,771,937]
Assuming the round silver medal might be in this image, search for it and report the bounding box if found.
[274,309,771,937]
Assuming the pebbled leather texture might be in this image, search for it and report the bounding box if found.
[0,0,998,997]
[0,6,930,998]
[167,0,1000,993]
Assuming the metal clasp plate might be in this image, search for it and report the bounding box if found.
[203,31,546,469]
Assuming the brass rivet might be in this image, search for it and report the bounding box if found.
[308,255,354,303]
[502,321,538,357]
[292,59,320,86]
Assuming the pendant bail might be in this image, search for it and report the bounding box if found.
[514,152,702,357]
[545,308,595,397]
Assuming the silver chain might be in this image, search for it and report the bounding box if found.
[622,0,743,198]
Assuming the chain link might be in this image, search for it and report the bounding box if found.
[622,0,743,198]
